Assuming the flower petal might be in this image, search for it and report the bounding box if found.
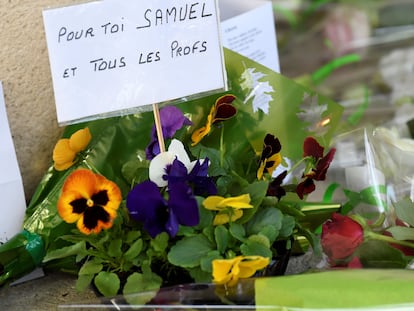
[168,182,199,227]
[69,128,92,153]
[303,137,324,158]
[149,152,175,187]
[53,139,76,171]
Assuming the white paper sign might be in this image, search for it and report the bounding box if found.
[219,0,280,72]
[43,0,226,125]
[0,82,27,243]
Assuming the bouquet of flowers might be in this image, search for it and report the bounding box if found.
[0,49,343,297]
[320,127,414,269]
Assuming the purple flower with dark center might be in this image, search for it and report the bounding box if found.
[126,180,199,238]
[146,106,192,160]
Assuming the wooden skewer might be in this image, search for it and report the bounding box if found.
[152,103,165,153]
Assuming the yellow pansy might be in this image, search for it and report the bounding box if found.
[203,194,253,225]
[257,134,282,180]
[212,256,270,286]
[53,127,92,171]
[57,169,122,235]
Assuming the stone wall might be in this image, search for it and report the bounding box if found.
[1,1,86,200]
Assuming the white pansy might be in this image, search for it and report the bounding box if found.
[149,139,198,187]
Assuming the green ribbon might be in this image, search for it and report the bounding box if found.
[21,229,45,266]
[341,184,388,215]
[0,230,45,285]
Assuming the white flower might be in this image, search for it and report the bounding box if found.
[149,139,201,187]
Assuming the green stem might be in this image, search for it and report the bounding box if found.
[366,231,414,249]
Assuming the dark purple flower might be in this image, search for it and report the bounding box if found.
[164,158,217,197]
[267,170,287,200]
[126,180,199,238]
[296,137,336,199]
[146,106,192,160]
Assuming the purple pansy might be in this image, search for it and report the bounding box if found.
[126,179,199,238]
[146,106,192,160]
[164,158,217,197]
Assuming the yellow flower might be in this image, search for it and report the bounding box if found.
[203,194,253,225]
[212,256,269,286]
[57,169,122,235]
[191,94,236,146]
[53,127,92,171]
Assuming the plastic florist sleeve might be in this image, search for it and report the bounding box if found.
[0,49,343,293]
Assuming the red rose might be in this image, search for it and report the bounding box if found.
[321,213,364,263]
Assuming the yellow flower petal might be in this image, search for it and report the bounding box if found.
[238,256,270,278]
[212,257,241,284]
[218,194,253,209]
[212,256,269,287]
[202,195,226,211]
[53,139,76,171]
[213,209,243,225]
[191,108,214,146]
[266,153,282,175]
[69,127,92,153]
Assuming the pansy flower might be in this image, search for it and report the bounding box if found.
[149,139,204,187]
[296,137,336,199]
[191,94,237,146]
[212,256,269,286]
[203,194,253,225]
[126,180,199,238]
[267,170,287,201]
[257,134,282,180]
[57,169,122,235]
[53,127,92,171]
[164,157,217,197]
[146,106,192,160]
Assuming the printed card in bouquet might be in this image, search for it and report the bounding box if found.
[0,82,26,244]
[219,0,280,72]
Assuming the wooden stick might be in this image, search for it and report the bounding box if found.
[152,103,165,153]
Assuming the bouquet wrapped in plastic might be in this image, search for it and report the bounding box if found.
[0,49,344,296]
[320,126,414,268]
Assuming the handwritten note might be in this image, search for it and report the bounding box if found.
[43,0,226,125]
[0,82,26,243]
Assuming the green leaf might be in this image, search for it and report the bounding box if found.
[387,226,414,241]
[279,215,296,238]
[214,225,229,254]
[125,230,141,244]
[258,225,279,243]
[75,274,95,292]
[358,240,408,268]
[246,207,283,236]
[121,159,149,185]
[229,222,246,241]
[123,272,160,305]
[123,239,143,261]
[240,235,272,258]
[94,271,120,297]
[239,181,269,223]
[168,234,214,267]
[150,232,169,253]
[78,259,103,275]
[43,241,86,262]
[108,238,123,258]
[200,250,221,272]
[394,197,414,227]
